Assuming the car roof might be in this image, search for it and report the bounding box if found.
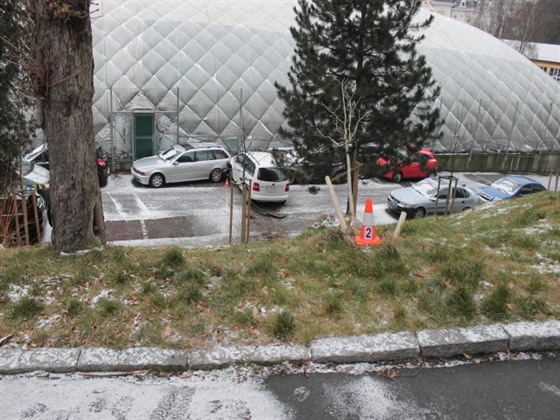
[244,151,278,167]
[182,142,225,150]
[502,175,544,186]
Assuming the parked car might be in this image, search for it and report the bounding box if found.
[131,143,231,188]
[479,175,547,202]
[24,143,109,188]
[229,151,289,203]
[387,178,478,218]
[16,160,51,213]
[0,189,48,246]
[377,148,438,182]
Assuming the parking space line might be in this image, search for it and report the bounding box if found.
[140,219,148,239]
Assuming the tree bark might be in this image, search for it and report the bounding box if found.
[28,0,106,252]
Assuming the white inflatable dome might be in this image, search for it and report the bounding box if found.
[91,1,560,160]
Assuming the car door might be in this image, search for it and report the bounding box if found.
[168,150,196,182]
[193,150,213,180]
[401,153,423,179]
[404,153,429,179]
[450,187,471,212]
[230,154,245,183]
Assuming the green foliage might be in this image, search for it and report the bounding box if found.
[67,299,83,317]
[161,247,186,268]
[272,311,296,339]
[10,297,43,320]
[175,268,205,285]
[275,0,441,182]
[440,259,484,290]
[175,283,203,305]
[482,283,511,321]
[378,278,398,297]
[447,285,476,320]
[98,298,122,316]
[0,0,32,183]
[324,292,343,315]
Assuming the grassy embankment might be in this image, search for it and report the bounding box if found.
[1,192,558,349]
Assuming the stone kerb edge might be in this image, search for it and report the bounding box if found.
[77,347,188,372]
[503,320,560,352]
[309,331,420,364]
[417,324,510,358]
[1,321,558,375]
[189,344,309,370]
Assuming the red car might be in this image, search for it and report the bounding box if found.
[377,148,438,182]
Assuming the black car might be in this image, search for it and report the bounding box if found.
[24,143,109,188]
[0,190,48,246]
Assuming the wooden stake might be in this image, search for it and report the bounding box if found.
[394,211,407,238]
[325,176,347,231]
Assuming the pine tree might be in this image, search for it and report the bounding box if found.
[0,1,32,186]
[276,0,442,182]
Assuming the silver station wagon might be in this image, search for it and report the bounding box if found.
[131,143,231,188]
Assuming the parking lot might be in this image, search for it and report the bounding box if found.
[102,174,397,247]
[99,171,554,247]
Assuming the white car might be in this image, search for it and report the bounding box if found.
[131,143,231,188]
[229,151,289,203]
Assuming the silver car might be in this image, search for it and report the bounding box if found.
[387,178,479,218]
[131,143,231,188]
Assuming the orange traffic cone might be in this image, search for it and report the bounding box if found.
[355,198,381,246]
[224,177,230,189]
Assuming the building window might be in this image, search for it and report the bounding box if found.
[539,66,548,73]
[550,68,560,82]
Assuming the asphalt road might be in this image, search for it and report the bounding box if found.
[1,354,558,419]
[265,353,560,419]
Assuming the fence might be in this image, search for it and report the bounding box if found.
[436,152,560,175]
[0,190,43,247]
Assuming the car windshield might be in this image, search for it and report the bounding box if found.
[159,147,180,161]
[491,178,520,194]
[412,181,436,197]
[257,167,288,182]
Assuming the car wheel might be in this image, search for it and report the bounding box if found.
[412,207,426,218]
[209,168,223,183]
[149,173,165,188]
[461,206,472,212]
[392,171,403,182]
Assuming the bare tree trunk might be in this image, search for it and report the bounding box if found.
[28,0,106,252]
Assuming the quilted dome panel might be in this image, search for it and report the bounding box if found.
[92,1,560,157]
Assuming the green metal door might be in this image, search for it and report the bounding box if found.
[134,114,154,159]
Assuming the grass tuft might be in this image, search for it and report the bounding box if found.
[272,311,296,339]
[482,282,511,321]
[10,297,43,320]
[161,247,185,268]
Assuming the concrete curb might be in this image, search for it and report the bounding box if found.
[1,320,558,375]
